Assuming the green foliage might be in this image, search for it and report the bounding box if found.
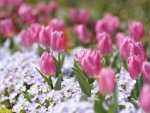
[54,74,62,90]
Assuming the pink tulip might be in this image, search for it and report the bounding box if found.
[78,9,90,24]
[95,19,108,34]
[49,18,64,31]
[69,8,78,23]
[130,42,147,62]
[28,23,42,43]
[0,0,6,8]
[98,67,116,95]
[37,2,48,14]
[115,32,126,48]
[128,21,144,41]
[77,49,103,77]
[0,18,15,37]
[119,37,134,59]
[73,24,90,43]
[48,1,59,13]
[107,16,120,34]
[20,29,33,48]
[128,55,142,79]
[39,52,56,76]
[18,4,35,23]
[51,31,66,52]
[39,26,52,46]
[142,62,150,84]
[139,84,150,113]
[96,32,112,55]
[7,0,23,8]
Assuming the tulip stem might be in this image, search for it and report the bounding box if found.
[49,76,54,89]
[105,55,110,66]
[58,52,61,69]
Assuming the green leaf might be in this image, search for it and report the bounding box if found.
[53,57,61,77]
[69,71,74,77]
[79,95,88,101]
[20,110,27,113]
[107,88,118,113]
[72,67,91,97]
[89,78,96,84]
[138,73,145,91]
[60,53,65,68]
[54,74,62,90]
[144,41,149,51]
[35,67,52,88]
[22,91,34,103]
[94,100,106,113]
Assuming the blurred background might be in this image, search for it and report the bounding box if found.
[26,0,150,33]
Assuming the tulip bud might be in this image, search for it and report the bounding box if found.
[0,0,5,9]
[49,18,64,31]
[98,67,116,95]
[69,8,78,23]
[28,23,42,43]
[130,42,147,62]
[119,37,134,59]
[78,9,90,24]
[73,24,90,43]
[128,21,144,41]
[20,29,33,48]
[139,84,150,113]
[39,26,52,46]
[95,19,108,33]
[39,52,56,76]
[18,4,35,23]
[115,32,126,48]
[37,2,48,14]
[0,18,15,37]
[51,31,66,52]
[48,1,59,13]
[142,62,150,84]
[77,49,103,77]
[96,32,112,55]
[128,55,142,79]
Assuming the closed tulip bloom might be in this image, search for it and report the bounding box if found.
[128,55,142,79]
[130,42,147,62]
[119,37,134,59]
[98,67,116,95]
[0,18,15,37]
[20,29,33,48]
[115,32,126,48]
[77,49,103,77]
[18,4,35,23]
[96,32,112,55]
[74,24,90,43]
[39,26,52,46]
[139,84,150,113]
[51,31,66,52]
[48,1,59,13]
[49,18,64,31]
[37,2,48,14]
[28,23,42,43]
[0,0,5,9]
[95,19,108,34]
[69,8,78,23]
[142,62,150,84]
[39,52,56,76]
[78,9,90,24]
[107,16,120,34]
[128,21,144,41]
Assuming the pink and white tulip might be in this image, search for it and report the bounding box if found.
[39,52,56,76]
[115,32,126,48]
[0,18,15,37]
[95,19,108,33]
[49,18,64,31]
[77,49,103,77]
[51,31,66,52]
[139,84,150,113]
[98,67,116,95]
[142,62,150,84]
[73,24,90,43]
[96,32,112,55]
[128,21,144,41]
[128,55,142,79]
[78,9,90,24]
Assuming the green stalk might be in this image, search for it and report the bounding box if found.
[49,76,54,89]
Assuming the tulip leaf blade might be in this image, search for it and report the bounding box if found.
[94,99,107,113]
[72,67,91,97]
[54,74,62,90]
[22,91,34,103]
[35,67,52,87]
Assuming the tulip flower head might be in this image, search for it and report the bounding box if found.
[51,31,66,52]
[98,67,116,95]
[77,49,103,77]
[139,84,150,113]
[128,55,142,79]
[39,52,56,76]
[142,62,150,84]
[49,18,64,31]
